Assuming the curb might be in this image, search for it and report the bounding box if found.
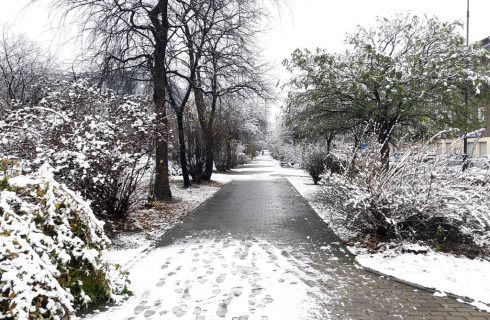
[359,264,490,313]
[281,163,490,314]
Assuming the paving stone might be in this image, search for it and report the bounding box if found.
[156,159,490,320]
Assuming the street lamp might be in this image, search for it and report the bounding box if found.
[463,0,470,156]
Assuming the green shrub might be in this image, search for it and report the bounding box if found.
[0,164,129,319]
[301,149,328,184]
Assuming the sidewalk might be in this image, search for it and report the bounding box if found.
[85,157,489,320]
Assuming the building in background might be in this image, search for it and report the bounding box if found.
[440,36,490,158]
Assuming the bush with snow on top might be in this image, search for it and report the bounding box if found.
[0,79,155,218]
[0,163,129,319]
[323,139,490,257]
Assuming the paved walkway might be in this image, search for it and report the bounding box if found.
[91,157,490,320]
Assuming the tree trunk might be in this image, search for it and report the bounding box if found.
[326,132,335,154]
[176,110,191,188]
[376,122,391,171]
[153,82,172,200]
[193,86,215,181]
[151,0,172,201]
[202,132,214,181]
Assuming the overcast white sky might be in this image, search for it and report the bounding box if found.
[2,0,489,63]
[1,0,489,114]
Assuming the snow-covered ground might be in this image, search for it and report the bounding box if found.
[278,156,490,313]
[104,155,282,268]
[102,153,490,316]
[88,238,330,320]
[105,180,226,268]
[353,246,490,312]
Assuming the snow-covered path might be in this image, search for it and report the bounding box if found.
[89,238,330,320]
[85,155,488,319]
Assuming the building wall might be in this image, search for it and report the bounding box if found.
[441,137,490,157]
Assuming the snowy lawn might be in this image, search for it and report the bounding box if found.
[86,238,329,320]
[277,158,490,313]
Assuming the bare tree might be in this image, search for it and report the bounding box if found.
[52,0,173,200]
[190,0,272,180]
[164,0,225,188]
[0,26,53,109]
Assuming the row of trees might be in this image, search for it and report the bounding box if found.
[0,0,271,217]
[283,14,490,167]
[48,0,271,199]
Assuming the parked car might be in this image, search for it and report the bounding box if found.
[279,156,289,167]
[444,154,465,166]
[390,152,406,162]
[422,152,437,162]
[471,157,490,169]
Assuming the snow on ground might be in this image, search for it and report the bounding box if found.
[105,180,225,268]
[104,154,289,269]
[271,154,490,312]
[102,153,490,315]
[87,238,329,320]
[354,247,490,312]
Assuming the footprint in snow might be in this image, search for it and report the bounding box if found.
[250,287,263,297]
[216,302,228,317]
[156,278,165,287]
[261,295,273,304]
[182,288,191,299]
[197,275,208,284]
[143,310,155,318]
[213,288,221,295]
[172,305,187,317]
[231,286,243,297]
[133,304,148,315]
[193,307,202,315]
[153,299,162,308]
[216,273,226,283]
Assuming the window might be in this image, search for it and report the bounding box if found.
[480,142,488,157]
[478,107,485,122]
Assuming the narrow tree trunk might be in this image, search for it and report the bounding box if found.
[202,132,214,181]
[326,132,335,154]
[153,93,172,200]
[193,87,215,181]
[377,123,391,171]
[176,110,191,188]
[153,86,172,200]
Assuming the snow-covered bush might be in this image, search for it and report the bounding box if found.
[324,143,490,256]
[0,79,155,218]
[301,149,327,184]
[0,164,128,319]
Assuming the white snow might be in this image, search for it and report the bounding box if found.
[106,179,226,268]
[355,248,490,311]
[86,238,329,320]
[95,153,490,317]
[270,155,490,313]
